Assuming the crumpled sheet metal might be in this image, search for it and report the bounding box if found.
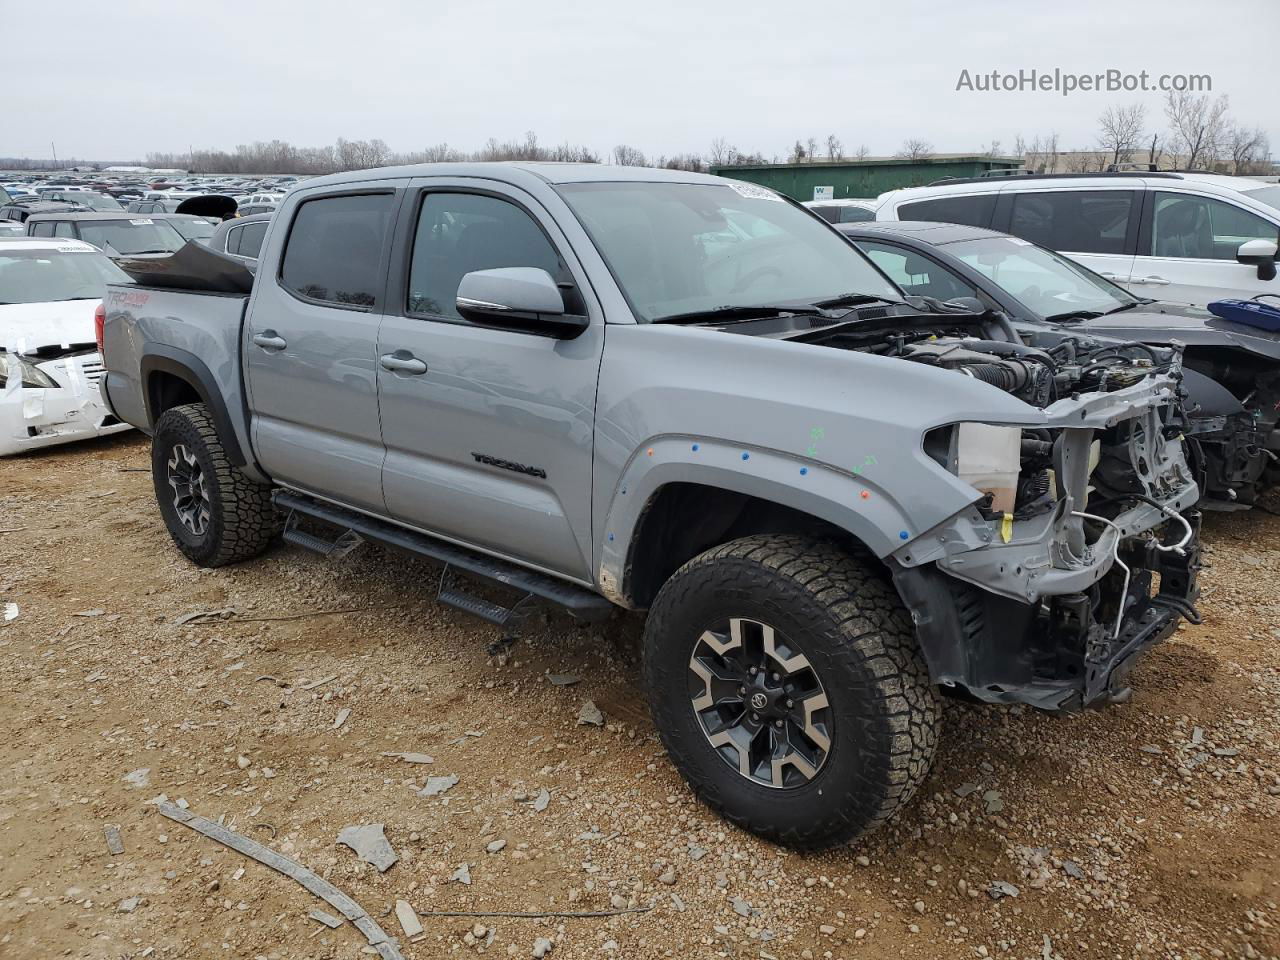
[156,802,404,960]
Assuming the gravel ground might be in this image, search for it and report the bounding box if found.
[1,433,1278,960]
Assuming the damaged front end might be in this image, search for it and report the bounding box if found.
[1,345,130,455]
[891,358,1200,711]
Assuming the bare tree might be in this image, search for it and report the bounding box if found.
[854,144,870,161]
[612,144,647,167]
[708,137,730,166]
[790,140,807,163]
[981,139,1002,157]
[1164,90,1231,170]
[1097,103,1146,169]
[1227,125,1271,175]
[825,135,843,161]
[896,139,934,162]
[1146,133,1162,171]
[805,137,819,162]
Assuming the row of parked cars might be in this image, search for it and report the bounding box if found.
[5,160,1279,850]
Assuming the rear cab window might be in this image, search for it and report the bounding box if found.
[279,193,395,309]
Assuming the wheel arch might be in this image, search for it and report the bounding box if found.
[141,347,248,468]
[618,480,886,609]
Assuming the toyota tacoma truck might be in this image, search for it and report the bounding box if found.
[100,164,1202,849]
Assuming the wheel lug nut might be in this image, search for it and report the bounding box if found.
[751,712,759,722]
[748,666,757,675]
[774,720,783,728]
[738,686,747,695]
[771,673,780,682]
[785,699,794,708]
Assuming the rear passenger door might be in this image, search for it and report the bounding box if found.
[375,179,603,581]
[243,186,406,514]
[999,189,1138,289]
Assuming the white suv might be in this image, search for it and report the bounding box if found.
[875,172,1280,308]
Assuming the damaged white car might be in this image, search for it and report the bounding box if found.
[0,238,133,455]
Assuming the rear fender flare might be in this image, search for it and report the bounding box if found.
[140,346,253,471]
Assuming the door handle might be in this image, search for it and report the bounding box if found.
[1098,272,1121,280]
[380,352,428,375]
[1132,276,1170,286]
[252,331,287,350]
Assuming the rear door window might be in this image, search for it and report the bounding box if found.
[896,194,996,228]
[1009,190,1135,254]
[238,221,268,259]
[30,221,56,237]
[279,193,394,309]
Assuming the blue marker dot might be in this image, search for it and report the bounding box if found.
[741,452,750,461]
[799,467,808,476]
[899,530,910,540]
[608,533,615,541]
[691,443,699,452]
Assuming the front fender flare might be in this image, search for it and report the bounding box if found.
[596,435,929,605]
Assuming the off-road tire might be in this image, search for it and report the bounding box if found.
[643,534,941,849]
[151,403,279,567]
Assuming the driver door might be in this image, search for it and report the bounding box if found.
[375,179,604,581]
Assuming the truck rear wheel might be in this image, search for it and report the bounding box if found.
[643,534,940,849]
[151,403,279,567]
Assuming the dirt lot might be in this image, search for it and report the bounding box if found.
[1,433,1278,960]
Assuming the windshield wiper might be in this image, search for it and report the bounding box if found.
[1100,302,1143,316]
[811,292,904,309]
[651,304,829,325]
[1044,309,1104,323]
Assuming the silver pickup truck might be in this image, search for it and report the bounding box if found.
[100,163,1201,849]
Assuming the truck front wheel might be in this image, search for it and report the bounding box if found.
[151,403,279,567]
[643,534,941,849]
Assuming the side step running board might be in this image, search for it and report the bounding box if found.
[272,490,613,623]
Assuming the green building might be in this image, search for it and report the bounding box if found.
[709,155,1023,202]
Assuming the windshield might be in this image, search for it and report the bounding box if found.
[556,181,898,322]
[78,218,186,255]
[945,236,1137,319]
[168,217,217,241]
[1243,185,1280,217]
[0,249,132,304]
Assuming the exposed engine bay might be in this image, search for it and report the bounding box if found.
[721,306,1202,711]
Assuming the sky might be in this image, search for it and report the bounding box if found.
[8,0,1279,164]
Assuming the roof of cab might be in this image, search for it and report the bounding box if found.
[293,161,737,193]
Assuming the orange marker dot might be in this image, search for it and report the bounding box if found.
[860,490,871,500]
[647,448,654,456]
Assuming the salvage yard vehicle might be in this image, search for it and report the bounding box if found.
[101,164,1201,849]
[877,172,1280,308]
[838,220,1280,509]
[206,213,270,265]
[25,212,187,259]
[0,238,133,455]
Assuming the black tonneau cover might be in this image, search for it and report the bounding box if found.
[115,239,254,294]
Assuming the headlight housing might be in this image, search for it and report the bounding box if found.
[0,352,59,389]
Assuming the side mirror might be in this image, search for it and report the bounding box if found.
[456,268,588,339]
[1237,239,1278,281]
